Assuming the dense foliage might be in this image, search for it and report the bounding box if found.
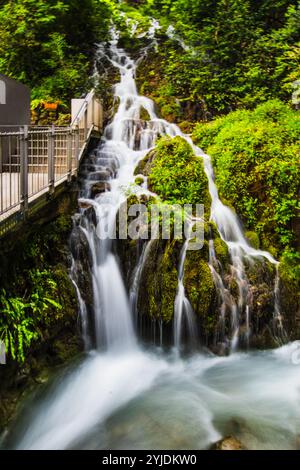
[193,100,300,268]
[0,215,77,364]
[148,136,211,208]
[0,0,299,362]
[0,0,114,105]
[132,0,300,121]
[1,0,299,118]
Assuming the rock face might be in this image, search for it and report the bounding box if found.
[116,136,296,351]
[211,436,245,450]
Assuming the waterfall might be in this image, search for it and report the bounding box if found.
[7,24,295,453]
[72,25,282,352]
[174,224,198,352]
[70,258,91,350]
[129,240,155,328]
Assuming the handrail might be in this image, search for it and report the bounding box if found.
[0,89,103,234]
[71,89,95,127]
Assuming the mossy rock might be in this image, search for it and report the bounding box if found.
[178,121,195,134]
[134,176,145,186]
[137,239,180,323]
[184,250,218,335]
[245,231,260,249]
[140,107,151,121]
[278,256,300,337]
[134,149,156,177]
[213,237,229,267]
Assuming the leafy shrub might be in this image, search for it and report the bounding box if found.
[193,100,300,263]
[148,136,211,208]
[0,271,62,364]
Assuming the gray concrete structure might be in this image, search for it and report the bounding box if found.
[0,74,30,126]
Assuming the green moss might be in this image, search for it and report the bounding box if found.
[139,240,179,323]
[184,250,217,333]
[134,176,144,186]
[213,237,229,266]
[178,121,195,134]
[245,231,260,249]
[140,107,151,121]
[193,100,300,257]
[278,252,300,337]
[147,136,211,211]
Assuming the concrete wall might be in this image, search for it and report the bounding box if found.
[0,74,30,126]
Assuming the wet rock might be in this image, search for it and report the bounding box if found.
[78,200,92,210]
[211,436,245,450]
[84,206,98,227]
[134,148,156,176]
[88,170,111,181]
[91,182,111,198]
[70,226,93,271]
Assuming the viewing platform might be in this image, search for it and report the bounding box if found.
[0,89,103,237]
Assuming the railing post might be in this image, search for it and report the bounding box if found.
[84,107,88,141]
[48,125,55,194]
[20,125,28,217]
[100,100,104,131]
[75,121,80,169]
[67,129,72,182]
[92,97,95,128]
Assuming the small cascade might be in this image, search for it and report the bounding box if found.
[70,258,91,350]
[72,29,181,354]
[208,239,230,344]
[129,240,155,327]
[73,25,282,353]
[174,225,198,352]
[273,265,287,343]
[8,22,292,453]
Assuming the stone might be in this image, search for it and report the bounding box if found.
[91,182,111,198]
[88,170,111,181]
[211,436,245,450]
[78,201,92,210]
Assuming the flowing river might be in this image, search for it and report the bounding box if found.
[2,29,300,451]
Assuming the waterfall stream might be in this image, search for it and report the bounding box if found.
[174,223,198,352]
[3,28,299,451]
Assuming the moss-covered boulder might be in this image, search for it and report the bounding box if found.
[117,137,225,346]
[140,136,211,211]
[278,256,300,340]
[137,239,180,323]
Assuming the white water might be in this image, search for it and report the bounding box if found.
[4,27,296,451]
[6,344,300,450]
[174,224,197,351]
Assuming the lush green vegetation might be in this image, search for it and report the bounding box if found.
[0,0,299,359]
[0,272,62,364]
[0,0,114,107]
[147,136,211,207]
[1,0,299,120]
[193,100,300,270]
[134,0,300,121]
[0,215,77,364]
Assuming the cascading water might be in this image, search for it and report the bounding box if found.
[174,223,198,352]
[4,25,298,452]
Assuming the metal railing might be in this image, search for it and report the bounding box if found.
[0,90,103,225]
